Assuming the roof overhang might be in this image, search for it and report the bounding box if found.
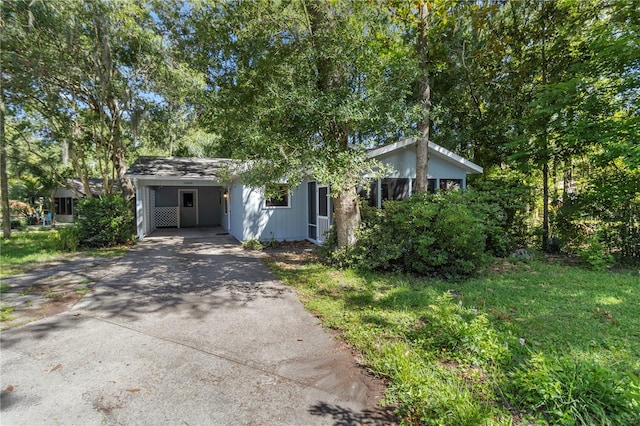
[124,156,235,182]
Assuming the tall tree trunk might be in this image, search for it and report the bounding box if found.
[308,1,361,248]
[540,12,550,252]
[335,186,360,247]
[542,160,550,251]
[0,82,10,238]
[414,1,431,193]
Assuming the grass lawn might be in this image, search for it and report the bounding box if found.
[0,228,128,278]
[267,253,640,425]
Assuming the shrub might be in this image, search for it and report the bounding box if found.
[10,219,26,230]
[325,192,489,277]
[242,238,263,250]
[74,195,135,248]
[56,225,81,252]
[411,294,510,367]
[578,234,614,271]
[468,168,536,254]
[508,353,640,425]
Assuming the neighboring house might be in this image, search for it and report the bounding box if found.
[125,138,483,244]
[52,178,105,223]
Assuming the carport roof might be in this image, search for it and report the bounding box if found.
[125,156,233,180]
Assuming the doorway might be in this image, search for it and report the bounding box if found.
[179,189,198,227]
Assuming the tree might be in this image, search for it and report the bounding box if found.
[0,65,9,238]
[2,0,180,201]
[174,0,418,247]
[414,1,431,193]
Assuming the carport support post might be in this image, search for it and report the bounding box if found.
[134,180,145,240]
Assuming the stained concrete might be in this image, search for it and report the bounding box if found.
[0,228,395,425]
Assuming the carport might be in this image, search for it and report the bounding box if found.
[125,157,232,239]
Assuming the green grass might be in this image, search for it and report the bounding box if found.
[267,255,640,425]
[0,228,129,278]
[0,304,15,322]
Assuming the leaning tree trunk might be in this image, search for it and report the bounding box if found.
[109,100,135,200]
[414,1,431,193]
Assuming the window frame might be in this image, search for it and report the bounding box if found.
[264,184,291,209]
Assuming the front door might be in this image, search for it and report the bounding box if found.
[179,190,198,227]
[316,185,330,244]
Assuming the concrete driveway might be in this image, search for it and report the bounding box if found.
[0,228,394,425]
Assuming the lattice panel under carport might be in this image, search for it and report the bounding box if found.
[155,206,178,227]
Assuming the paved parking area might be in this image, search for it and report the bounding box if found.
[0,228,394,425]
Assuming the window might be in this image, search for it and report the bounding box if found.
[318,186,328,216]
[182,192,194,207]
[264,184,290,208]
[411,179,437,194]
[54,197,75,215]
[440,179,462,191]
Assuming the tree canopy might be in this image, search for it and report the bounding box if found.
[1,0,637,257]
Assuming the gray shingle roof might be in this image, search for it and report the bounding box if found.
[125,157,232,179]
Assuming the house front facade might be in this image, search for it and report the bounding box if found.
[125,138,483,244]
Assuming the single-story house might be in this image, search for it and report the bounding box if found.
[125,138,483,244]
[52,178,105,223]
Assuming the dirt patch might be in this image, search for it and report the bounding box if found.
[1,281,94,330]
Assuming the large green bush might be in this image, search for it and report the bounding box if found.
[325,191,490,277]
[70,195,135,249]
[468,167,535,255]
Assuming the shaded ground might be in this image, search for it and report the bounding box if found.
[1,256,119,330]
[0,228,395,425]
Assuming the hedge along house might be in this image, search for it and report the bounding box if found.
[125,138,482,244]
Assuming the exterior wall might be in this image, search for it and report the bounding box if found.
[229,182,308,242]
[52,187,79,223]
[376,146,467,184]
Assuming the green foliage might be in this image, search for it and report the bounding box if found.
[0,229,60,277]
[468,168,535,254]
[555,160,640,263]
[509,353,640,425]
[325,192,492,277]
[412,294,510,367]
[242,239,263,251]
[0,305,15,322]
[578,235,614,271]
[55,225,81,252]
[10,219,26,231]
[73,195,135,248]
[269,254,640,425]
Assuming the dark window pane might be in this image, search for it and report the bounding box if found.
[383,178,409,200]
[308,182,316,224]
[308,225,317,240]
[319,187,328,216]
[428,179,436,193]
[183,192,194,207]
